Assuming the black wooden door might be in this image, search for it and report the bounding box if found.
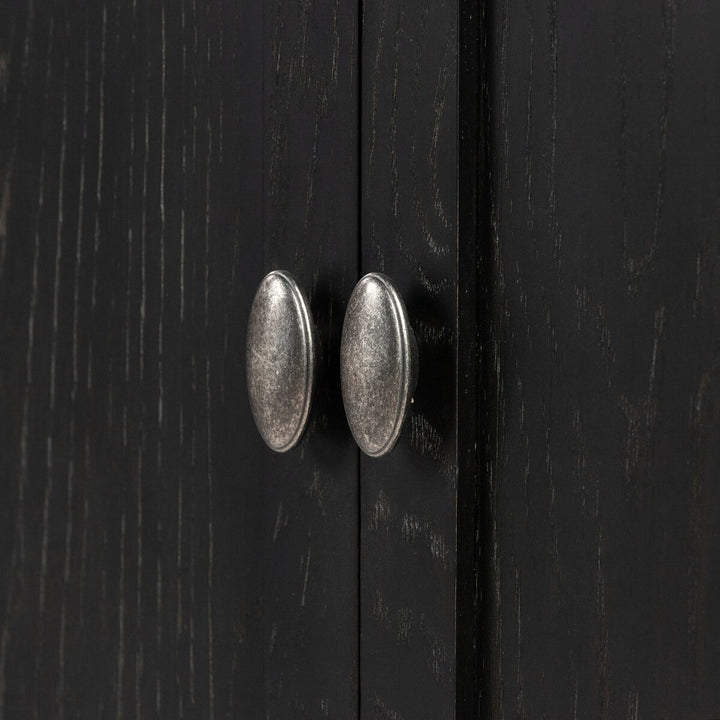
[0,1,360,716]
[358,2,476,717]
[2,0,720,719]
[479,1,720,717]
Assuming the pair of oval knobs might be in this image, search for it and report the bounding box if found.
[246,271,418,457]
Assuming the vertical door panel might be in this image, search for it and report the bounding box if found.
[0,0,360,717]
[263,0,360,716]
[359,2,471,717]
[481,0,720,717]
[0,1,266,716]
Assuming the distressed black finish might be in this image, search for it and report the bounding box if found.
[479,0,720,717]
[0,2,267,716]
[0,0,358,717]
[360,1,463,717]
[261,0,359,715]
[2,0,720,717]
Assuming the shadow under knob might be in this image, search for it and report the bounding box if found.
[246,271,317,452]
[340,273,418,457]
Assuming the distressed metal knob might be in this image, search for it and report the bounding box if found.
[246,271,317,452]
[340,273,418,457]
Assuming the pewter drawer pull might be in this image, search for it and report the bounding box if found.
[340,273,418,457]
[246,271,317,452]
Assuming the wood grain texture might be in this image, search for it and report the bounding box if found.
[262,0,360,716]
[360,1,465,717]
[1,0,360,715]
[479,0,720,717]
[3,0,720,717]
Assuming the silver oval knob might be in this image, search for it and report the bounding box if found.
[246,271,317,452]
[340,273,418,457]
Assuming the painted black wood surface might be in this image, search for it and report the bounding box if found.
[2,0,720,718]
[360,1,467,718]
[478,0,720,717]
[261,0,360,716]
[0,2,268,716]
[0,0,359,717]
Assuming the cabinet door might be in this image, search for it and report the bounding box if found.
[0,1,359,717]
[260,0,360,716]
[358,1,481,717]
[482,1,720,717]
[358,0,720,718]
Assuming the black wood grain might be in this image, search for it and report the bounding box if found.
[360,1,462,717]
[479,0,720,717]
[0,1,264,717]
[3,0,720,717]
[262,0,360,716]
[0,0,362,715]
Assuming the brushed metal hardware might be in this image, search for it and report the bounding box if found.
[246,271,317,452]
[340,273,418,457]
